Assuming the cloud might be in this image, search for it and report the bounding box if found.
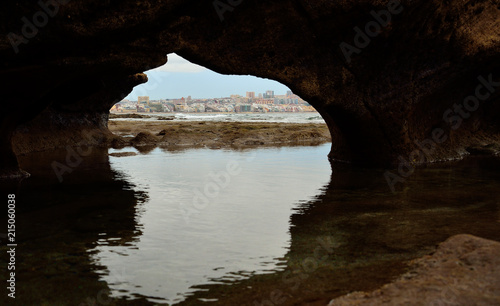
[153,53,207,73]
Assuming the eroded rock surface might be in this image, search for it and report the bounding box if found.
[1,0,499,176]
[328,234,500,305]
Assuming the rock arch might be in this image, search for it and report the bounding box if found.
[1,0,499,178]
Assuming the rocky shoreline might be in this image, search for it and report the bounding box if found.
[108,120,331,149]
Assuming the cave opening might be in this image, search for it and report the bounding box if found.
[1,0,500,304]
[78,54,337,304]
[107,53,332,152]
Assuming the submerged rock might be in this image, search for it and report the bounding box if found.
[328,234,500,305]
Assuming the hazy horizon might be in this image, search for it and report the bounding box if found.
[125,53,292,101]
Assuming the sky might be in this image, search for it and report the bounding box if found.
[125,53,291,100]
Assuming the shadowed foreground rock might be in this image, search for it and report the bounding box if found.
[328,234,500,305]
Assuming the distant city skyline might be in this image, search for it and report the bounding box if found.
[125,54,292,100]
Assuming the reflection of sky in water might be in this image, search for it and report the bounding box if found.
[90,144,331,304]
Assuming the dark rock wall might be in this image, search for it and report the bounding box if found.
[1,0,499,177]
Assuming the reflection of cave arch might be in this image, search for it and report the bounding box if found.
[2,148,150,304]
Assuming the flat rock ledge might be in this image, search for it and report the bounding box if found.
[328,234,500,305]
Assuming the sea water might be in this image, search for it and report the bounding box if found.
[2,143,500,305]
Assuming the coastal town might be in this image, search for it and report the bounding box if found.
[111,90,318,113]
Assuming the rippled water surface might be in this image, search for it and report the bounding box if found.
[1,144,500,305]
[95,145,332,304]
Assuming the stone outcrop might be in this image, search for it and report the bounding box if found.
[328,234,500,305]
[1,0,499,177]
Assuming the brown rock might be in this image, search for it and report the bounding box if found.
[130,132,159,146]
[110,137,129,149]
[109,152,137,157]
[328,234,500,305]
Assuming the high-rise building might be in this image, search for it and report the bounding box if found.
[246,92,255,99]
[286,90,293,97]
[265,90,275,98]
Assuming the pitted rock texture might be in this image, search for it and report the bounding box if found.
[1,0,499,176]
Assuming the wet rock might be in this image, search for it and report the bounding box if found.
[109,113,151,119]
[157,129,168,136]
[157,116,175,121]
[328,234,500,305]
[466,144,500,156]
[130,132,159,146]
[110,137,129,149]
[109,152,137,157]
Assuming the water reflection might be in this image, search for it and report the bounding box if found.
[95,145,331,304]
[0,148,149,305]
[1,146,499,306]
[189,156,500,305]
